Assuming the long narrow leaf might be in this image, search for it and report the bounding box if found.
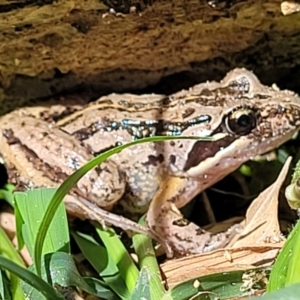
[0,227,25,299]
[96,227,139,294]
[33,135,214,276]
[15,189,69,258]
[268,219,300,290]
[285,220,300,285]
[22,252,112,299]
[73,231,130,299]
[0,268,11,300]
[0,255,64,300]
[131,267,151,300]
[132,217,165,299]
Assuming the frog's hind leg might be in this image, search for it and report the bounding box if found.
[146,176,241,256]
[64,195,174,256]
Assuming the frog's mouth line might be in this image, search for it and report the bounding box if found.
[183,126,298,180]
[183,135,237,171]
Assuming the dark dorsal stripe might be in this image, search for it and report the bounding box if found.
[73,115,212,141]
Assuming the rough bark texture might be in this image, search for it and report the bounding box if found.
[0,0,300,113]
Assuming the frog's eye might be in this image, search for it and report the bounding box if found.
[225,108,257,135]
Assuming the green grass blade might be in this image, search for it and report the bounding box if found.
[96,227,139,294]
[83,277,120,300]
[0,185,15,207]
[0,268,12,300]
[131,267,151,300]
[268,219,300,291]
[73,230,131,299]
[22,252,112,299]
[33,135,210,276]
[0,226,25,300]
[285,220,300,286]
[15,189,70,259]
[14,198,25,252]
[132,217,165,299]
[268,155,300,291]
[0,227,24,267]
[0,255,64,300]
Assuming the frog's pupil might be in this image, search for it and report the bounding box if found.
[237,114,251,127]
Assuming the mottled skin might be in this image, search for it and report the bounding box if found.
[1,68,300,256]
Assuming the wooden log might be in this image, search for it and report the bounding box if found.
[0,0,300,113]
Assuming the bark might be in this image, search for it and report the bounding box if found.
[0,0,300,113]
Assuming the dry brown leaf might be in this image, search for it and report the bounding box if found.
[161,158,292,287]
[161,245,282,288]
[231,156,292,248]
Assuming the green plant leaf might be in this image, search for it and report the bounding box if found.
[268,219,300,291]
[22,252,111,299]
[96,227,139,293]
[166,268,270,300]
[251,283,300,299]
[132,217,165,299]
[131,267,151,300]
[73,231,131,299]
[0,185,15,207]
[0,268,13,300]
[84,277,120,300]
[0,255,63,300]
[0,225,25,299]
[15,189,70,259]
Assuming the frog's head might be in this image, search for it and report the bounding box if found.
[176,69,300,184]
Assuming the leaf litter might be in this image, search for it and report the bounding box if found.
[161,157,293,288]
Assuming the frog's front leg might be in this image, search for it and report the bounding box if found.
[146,176,241,255]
